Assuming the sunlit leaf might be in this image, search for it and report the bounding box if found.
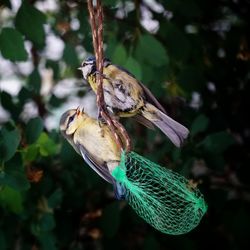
[37,133,57,156]
[22,144,39,162]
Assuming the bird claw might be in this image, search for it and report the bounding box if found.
[97,108,106,125]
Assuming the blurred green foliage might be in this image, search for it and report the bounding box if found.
[0,0,250,249]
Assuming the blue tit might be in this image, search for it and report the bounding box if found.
[78,57,189,147]
[59,107,126,199]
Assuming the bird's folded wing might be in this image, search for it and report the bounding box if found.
[112,64,167,113]
[138,82,167,113]
[133,114,155,129]
[78,144,115,184]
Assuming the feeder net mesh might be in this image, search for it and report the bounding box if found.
[112,151,207,235]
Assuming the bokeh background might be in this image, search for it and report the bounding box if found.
[0,0,250,249]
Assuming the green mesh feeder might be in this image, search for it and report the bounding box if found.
[112,151,207,235]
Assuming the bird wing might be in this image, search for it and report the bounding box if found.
[138,82,167,113]
[132,114,155,130]
[78,144,115,184]
[78,144,126,200]
[114,64,167,113]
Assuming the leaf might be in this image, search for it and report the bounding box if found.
[40,213,56,231]
[0,230,7,250]
[37,133,57,156]
[27,68,41,95]
[38,232,57,250]
[15,0,46,47]
[18,87,32,106]
[124,57,142,80]
[112,44,127,65]
[191,114,209,136]
[160,22,190,61]
[0,92,23,120]
[136,34,169,67]
[0,154,30,191]
[0,171,30,191]
[49,95,65,108]
[46,60,59,80]
[0,127,21,162]
[101,202,120,238]
[48,189,63,209]
[22,144,39,162]
[0,28,28,61]
[63,44,79,68]
[200,131,235,153]
[25,117,44,144]
[0,186,23,213]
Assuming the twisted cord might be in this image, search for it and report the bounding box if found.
[87,0,131,152]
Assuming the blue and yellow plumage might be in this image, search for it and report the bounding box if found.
[79,57,189,147]
[59,107,125,199]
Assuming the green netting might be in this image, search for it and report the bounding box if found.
[112,151,207,235]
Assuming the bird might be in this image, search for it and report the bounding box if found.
[59,107,126,199]
[78,56,189,147]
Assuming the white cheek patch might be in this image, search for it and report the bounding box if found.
[81,64,93,79]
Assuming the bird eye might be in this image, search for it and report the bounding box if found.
[81,62,86,67]
[68,115,75,124]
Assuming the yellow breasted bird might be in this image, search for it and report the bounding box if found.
[78,57,189,147]
[60,107,125,199]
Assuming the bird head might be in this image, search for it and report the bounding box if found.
[60,107,86,136]
[78,56,96,79]
[78,56,111,79]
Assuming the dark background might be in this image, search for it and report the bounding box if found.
[0,0,250,249]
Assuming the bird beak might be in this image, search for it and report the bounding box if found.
[76,106,81,116]
[78,67,82,71]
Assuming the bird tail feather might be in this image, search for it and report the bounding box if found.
[113,182,126,200]
[142,103,189,147]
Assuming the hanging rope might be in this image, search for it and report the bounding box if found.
[87,0,131,152]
